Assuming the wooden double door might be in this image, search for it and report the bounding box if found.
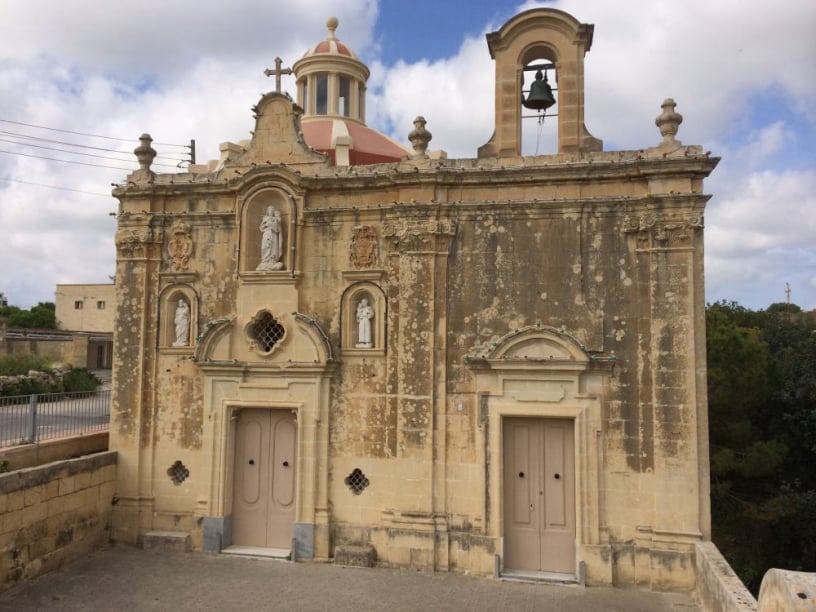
[232,409,297,548]
[503,417,575,574]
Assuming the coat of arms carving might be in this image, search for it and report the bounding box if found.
[350,225,378,269]
[167,220,194,271]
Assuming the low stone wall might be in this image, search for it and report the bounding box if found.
[695,541,758,612]
[0,450,117,593]
[0,432,109,471]
[758,569,816,611]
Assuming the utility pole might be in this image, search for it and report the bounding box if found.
[785,282,792,322]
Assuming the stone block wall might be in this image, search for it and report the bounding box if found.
[694,541,758,612]
[0,450,117,593]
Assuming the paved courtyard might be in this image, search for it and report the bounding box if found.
[0,545,701,611]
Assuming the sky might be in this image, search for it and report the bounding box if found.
[1,0,814,311]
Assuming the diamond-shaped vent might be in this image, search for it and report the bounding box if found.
[344,468,370,495]
[167,460,190,485]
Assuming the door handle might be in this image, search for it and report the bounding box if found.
[248,459,255,465]
[554,473,560,480]
[283,461,289,467]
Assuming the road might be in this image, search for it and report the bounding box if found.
[0,391,110,448]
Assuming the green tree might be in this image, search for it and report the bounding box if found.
[0,301,56,329]
[707,301,816,592]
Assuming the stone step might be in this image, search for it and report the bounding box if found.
[334,544,377,568]
[143,530,191,552]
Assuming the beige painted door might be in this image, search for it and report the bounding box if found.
[503,417,575,573]
[232,409,297,548]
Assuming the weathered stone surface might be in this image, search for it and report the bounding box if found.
[758,569,816,612]
[107,7,718,592]
[334,544,376,568]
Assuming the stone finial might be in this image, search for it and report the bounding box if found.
[655,98,683,146]
[134,133,157,172]
[408,116,432,158]
[326,16,339,39]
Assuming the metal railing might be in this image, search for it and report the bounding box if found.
[0,389,110,449]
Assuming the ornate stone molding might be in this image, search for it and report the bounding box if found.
[116,227,161,258]
[622,212,703,249]
[166,219,194,271]
[382,218,457,250]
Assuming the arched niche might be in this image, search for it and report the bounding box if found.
[238,185,296,276]
[159,284,198,351]
[341,282,386,355]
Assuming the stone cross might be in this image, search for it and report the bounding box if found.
[264,57,293,93]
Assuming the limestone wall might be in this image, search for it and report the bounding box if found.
[695,541,758,612]
[108,92,717,589]
[0,432,109,472]
[0,451,117,593]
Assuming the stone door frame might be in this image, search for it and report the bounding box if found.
[468,325,613,579]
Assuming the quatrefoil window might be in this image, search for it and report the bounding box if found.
[248,311,285,353]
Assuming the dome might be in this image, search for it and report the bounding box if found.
[293,17,410,165]
[301,17,359,60]
[302,118,411,165]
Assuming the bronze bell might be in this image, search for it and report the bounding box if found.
[523,70,555,111]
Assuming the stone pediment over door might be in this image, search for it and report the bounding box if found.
[194,311,333,369]
[467,325,615,402]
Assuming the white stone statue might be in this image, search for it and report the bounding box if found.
[356,298,374,348]
[256,205,284,271]
[173,299,190,347]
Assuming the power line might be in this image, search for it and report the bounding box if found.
[0,149,133,171]
[0,137,185,169]
[0,118,191,148]
[0,176,112,197]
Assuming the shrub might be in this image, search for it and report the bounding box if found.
[62,368,100,393]
[0,353,52,376]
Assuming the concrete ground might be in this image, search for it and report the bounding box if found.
[0,545,701,612]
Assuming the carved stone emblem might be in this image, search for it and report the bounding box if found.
[350,225,378,269]
[167,220,194,271]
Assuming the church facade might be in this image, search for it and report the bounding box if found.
[109,9,718,590]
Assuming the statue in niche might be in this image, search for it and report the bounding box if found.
[356,298,374,348]
[256,205,284,271]
[173,299,190,347]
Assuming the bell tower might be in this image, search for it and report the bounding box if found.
[478,8,602,158]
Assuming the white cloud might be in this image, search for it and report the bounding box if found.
[1,0,814,312]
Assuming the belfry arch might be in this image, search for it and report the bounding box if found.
[478,8,602,157]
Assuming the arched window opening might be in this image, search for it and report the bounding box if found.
[339,76,351,117]
[315,73,329,115]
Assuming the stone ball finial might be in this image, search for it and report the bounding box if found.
[408,116,432,159]
[134,133,157,172]
[655,98,683,146]
[326,16,339,39]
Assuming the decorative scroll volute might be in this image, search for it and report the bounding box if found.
[382,218,457,251]
[622,212,703,249]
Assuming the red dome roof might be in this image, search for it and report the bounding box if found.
[301,118,410,165]
[301,17,359,61]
